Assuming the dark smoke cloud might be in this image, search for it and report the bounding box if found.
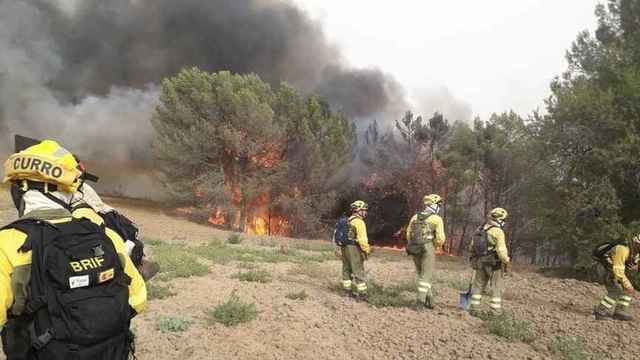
[0,0,406,155]
[28,0,402,118]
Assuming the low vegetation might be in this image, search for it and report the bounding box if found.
[208,291,258,327]
[481,312,535,343]
[232,269,272,283]
[150,242,210,280]
[147,282,176,300]
[158,316,193,333]
[550,336,589,360]
[226,233,243,244]
[367,281,415,308]
[285,290,309,300]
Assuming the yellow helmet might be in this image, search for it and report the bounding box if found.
[350,200,368,212]
[490,207,509,221]
[423,194,442,206]
[3,140,84,193]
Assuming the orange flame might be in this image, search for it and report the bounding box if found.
[206,144,290,236]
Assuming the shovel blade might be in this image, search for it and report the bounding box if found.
[459,292,471,311]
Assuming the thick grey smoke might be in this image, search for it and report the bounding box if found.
[411,87,473,124]
[1,0,407,152]
[0,0,409,197]
[0,0,470,198]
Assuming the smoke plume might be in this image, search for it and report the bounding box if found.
[0,0,412,197]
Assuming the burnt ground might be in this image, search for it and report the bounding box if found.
[0,190,638,360]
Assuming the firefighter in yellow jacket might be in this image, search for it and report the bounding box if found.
[406,194,446,310]
[0,140,147,360]
[341,200,371,301]
[468,207,510,315]
[593,234,640,321]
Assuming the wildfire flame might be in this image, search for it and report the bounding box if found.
[206,144,291,236]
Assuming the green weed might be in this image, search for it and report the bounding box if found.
[481,312,535,343]
[231,269,272,283]
[208,291,258,327]
[158,316,193,333]
[550,336,589,360]
[147,282,176,300]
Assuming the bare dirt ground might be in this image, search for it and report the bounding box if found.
[0,191,639,360]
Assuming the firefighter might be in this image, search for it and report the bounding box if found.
[0,140,147,359]
[406,194,446,310]
[592,234,640,321]
[468,207,510,316]
[341,200,371,301]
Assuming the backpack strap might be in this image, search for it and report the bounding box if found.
[1,218,58,253]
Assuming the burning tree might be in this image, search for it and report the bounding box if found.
[152,68,354,237]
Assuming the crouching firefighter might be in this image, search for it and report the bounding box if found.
[406,194,446,311]
[468,207,510,316]
[339,201,371,301]
[0,140,147,360]
[592,234,640,321]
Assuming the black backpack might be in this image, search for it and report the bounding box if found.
[4,218,133,360]
[333,216,353,246]
[101,211,144,267]
[470,225,497,258]
[592,240,625,264]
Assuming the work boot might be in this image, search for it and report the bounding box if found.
[415,301,427,312]
[613,311,633,321]
[356,293,369,303]
[425,296,434,310]
[593,306,611,321]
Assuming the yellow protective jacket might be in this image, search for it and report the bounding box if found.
[608,245,634,290]
[406,212,446,248]
[348,215,370,254]
[485,222,509,264]
[0,208,147,329]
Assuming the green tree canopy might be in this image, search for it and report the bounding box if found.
[152,68,354,236]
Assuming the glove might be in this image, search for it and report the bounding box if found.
[333,247,342,259]
[625,286,636,295]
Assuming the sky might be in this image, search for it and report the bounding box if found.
[293,0,603,120]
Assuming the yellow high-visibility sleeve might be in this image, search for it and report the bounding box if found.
[487,226,510,264]
[105,228,147,314]
[0,229,30,328]
[350,217,370,254]
[611,245,632,290]
[72,207,104,225]
[427,215,446,248]
[0,250,13,329]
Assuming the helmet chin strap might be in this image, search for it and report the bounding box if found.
[10,182,26,217]
[427,204,440,214]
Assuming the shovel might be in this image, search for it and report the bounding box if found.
[458,272,475,311]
